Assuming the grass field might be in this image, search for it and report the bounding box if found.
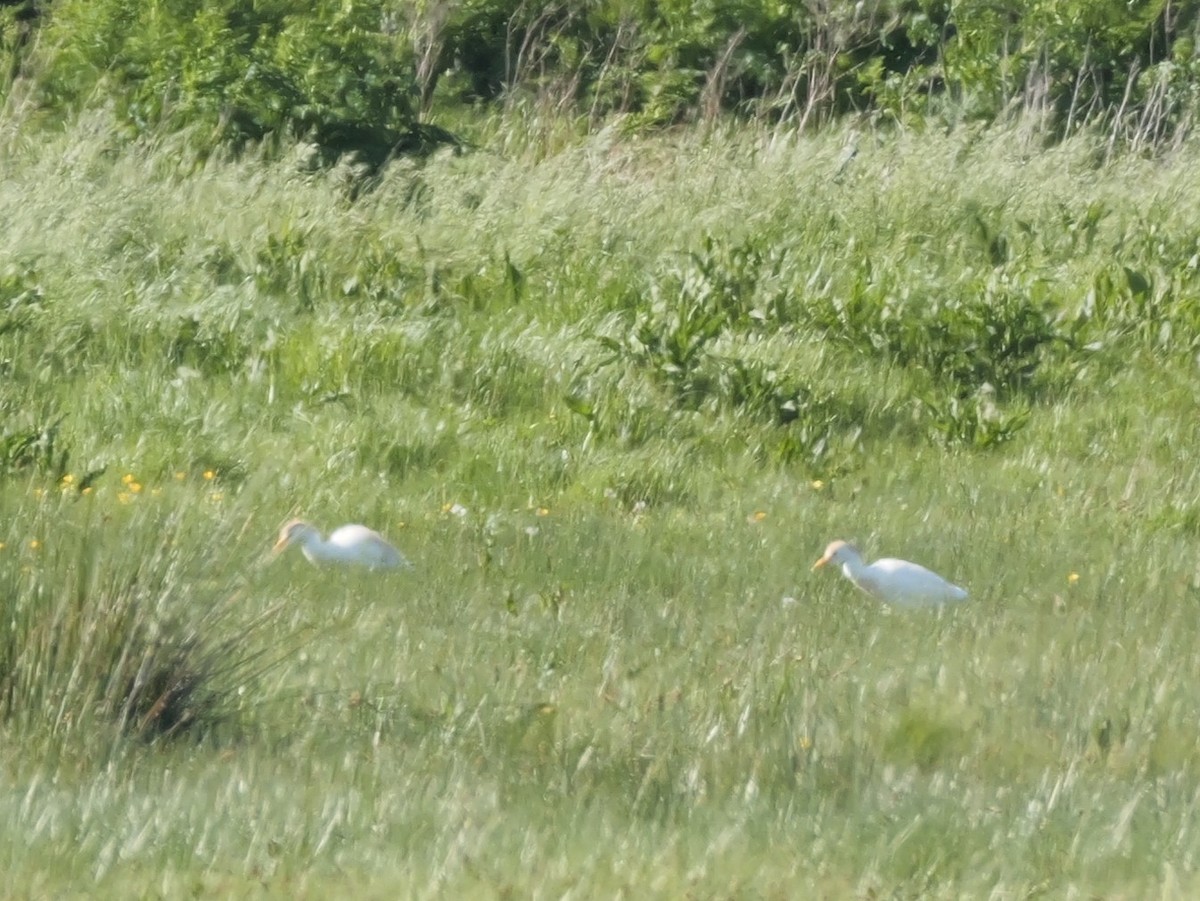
[3,111,1200,896]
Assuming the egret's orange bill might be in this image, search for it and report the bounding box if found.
[811,555,830,571]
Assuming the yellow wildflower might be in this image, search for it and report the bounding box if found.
[60,473,75,486]
[174,471,187,481]
[203,470,216,480]
[536,507,550,517]
[1068,572,1080,585]
[122,473,135,485]
[29,539,40,550]
[811,480,825,490]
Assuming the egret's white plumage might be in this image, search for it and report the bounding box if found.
[273,520,410,570]
[812,539,967,607]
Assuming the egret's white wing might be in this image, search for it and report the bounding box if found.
[328,524,409,569]
[870,558,967,606]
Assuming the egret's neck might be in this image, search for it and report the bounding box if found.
[839,552,869,582]
[298,534,338,564]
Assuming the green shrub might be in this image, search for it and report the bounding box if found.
[7,0,1199,144]
[806,273,1069,401]
[31,0,452,163]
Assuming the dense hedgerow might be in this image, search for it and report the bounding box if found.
[2,0,1198,155]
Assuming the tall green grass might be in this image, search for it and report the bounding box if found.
[3,112,1200,895]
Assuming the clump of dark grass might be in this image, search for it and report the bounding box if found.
[0,505,298,745]
[109,597,290,742]
[115,623,215,740]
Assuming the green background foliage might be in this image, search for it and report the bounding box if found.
[7,0,1200,146]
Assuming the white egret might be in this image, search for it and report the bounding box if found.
[812,539,967,607]
[272,520,410,570]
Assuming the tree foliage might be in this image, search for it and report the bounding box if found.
[21,0,453,162]
[2,0,1199,152]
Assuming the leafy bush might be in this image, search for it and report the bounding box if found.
[923,385,1031,449]
[30,0,453,163]
[595,236,791,408]
[803,265,1075,447]
[946,0,1192,130]
[806,274,1069,401]
[433,0,949,126]
[6,0,1199,146]
[407,0,1199,140]
[582,235,863,474]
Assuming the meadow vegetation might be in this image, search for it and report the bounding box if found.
[3,1,1200,897]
